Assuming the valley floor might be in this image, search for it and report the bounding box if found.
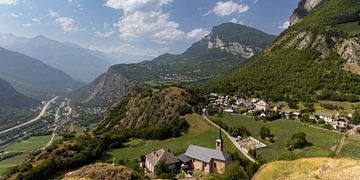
[0,135,61,176]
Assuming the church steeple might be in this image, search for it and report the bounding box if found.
[216,127,223,151]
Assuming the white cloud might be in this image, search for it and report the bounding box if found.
[32,18,40,23]
[48,9,82,32]
[114,10,184,43]
[22,23,32,27]
[1,12,22,18]
[207,1,249,17]
[95,30,115,38]
[90,44,169,57]
[186,28,209,39]
[231,16,244,24]
[48,9,60,18]
[279,20,290,30]
[0,0,17,5]
[105,0,172,14]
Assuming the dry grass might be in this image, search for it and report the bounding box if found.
[253,158,360,180]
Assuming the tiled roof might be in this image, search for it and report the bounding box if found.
[145,149,179,166]
[178,154,191,163]
[184,145,231,163]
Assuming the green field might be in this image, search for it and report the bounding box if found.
[316,101,360,115]
[102,114,241,162]
[0,135,61,176]
[331,21,360,36]
[210,114,360,161]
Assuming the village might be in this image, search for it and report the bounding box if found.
[207,93,352,132]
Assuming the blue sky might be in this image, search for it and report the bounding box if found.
[0,0,299,57]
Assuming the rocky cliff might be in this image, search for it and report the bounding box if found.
[290,0,325,26]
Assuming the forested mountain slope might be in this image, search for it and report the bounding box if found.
[205,0,360,103]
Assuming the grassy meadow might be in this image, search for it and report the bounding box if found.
[101,113,241,162]
[331,21,360,36]
[0,135,61,176]
[210,114,360,161]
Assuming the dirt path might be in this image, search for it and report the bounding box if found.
[202,110,257,163]
[336,134,346,157]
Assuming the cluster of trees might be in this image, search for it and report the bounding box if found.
[210,118,251,138]
[259,127,274,143]
[127,118,189,140]
[178,106,193,116]
[286,132,309,151]
[320,103,343,110]
[207,152,264,179]
[154,160,176,179]
[229,126,251,138]
[351,110,360,125]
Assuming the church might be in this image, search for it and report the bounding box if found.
[180,129,232,174]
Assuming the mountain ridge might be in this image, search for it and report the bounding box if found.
[0,78,39,108]
[0,46,82,99]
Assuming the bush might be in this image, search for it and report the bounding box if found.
[286,132,309,151]
[230,126,251,138]
[351,110,360,125]
[220,162,249,180]
[259,127,271,139]
[178,106,193,116]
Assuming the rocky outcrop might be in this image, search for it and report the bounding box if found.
[207,34,257,58]
[311,35,331,58]
[290,0,325,26]
[285,31,331,58]
[63,163,138,180]
[336,37,360,65]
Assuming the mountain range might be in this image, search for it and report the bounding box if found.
[0,34,149,83]
[72,23,276,106]
[0,47,82,99]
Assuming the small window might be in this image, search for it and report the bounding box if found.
[214,163,217,168]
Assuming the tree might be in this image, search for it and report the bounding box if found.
[351,110,360,125]
[155,160,170,176]
[286,132,309,151]
[230,126,251,138]
[221,162,249,180]
[259,127,271,139]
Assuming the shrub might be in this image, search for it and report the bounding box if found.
[286,132,309,151]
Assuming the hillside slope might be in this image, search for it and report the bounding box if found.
[0,47,82,99]
[96,86,190,131]
[206,0,360,103]
[0,78,39,108]
[71,66,144,106]
[253,158,360,180]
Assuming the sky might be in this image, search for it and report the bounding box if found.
[0,0,299,57]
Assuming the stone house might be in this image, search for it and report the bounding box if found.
[145,149,180,173]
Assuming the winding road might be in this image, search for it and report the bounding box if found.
[202,110,256,163]
[0,96,58,135]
